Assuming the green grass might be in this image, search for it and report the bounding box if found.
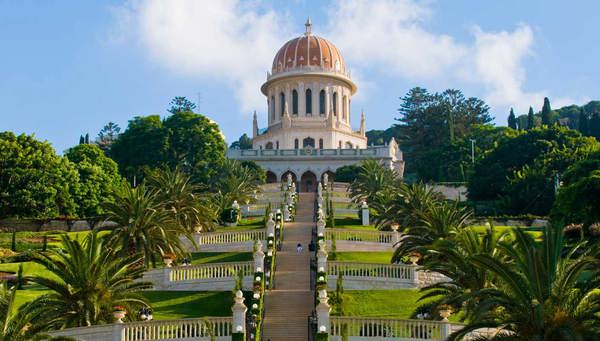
[334,252,394,263]
[140,291,236,320]
[339,290,425,319]
[468,225,543,238]
[190,252,253,265]
[0,261,57,280]
[330,217,376,231]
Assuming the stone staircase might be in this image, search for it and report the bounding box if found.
[262,193,315,341]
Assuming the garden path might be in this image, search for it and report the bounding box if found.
[262,192,314,341]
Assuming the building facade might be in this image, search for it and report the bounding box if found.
[228,19,404,191]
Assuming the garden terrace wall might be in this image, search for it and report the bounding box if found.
[143,261,254,291]
[325,229,397,252]
[185,230,266,252]
[49,317,233,341]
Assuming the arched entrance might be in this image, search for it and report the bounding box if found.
[300,171,317,192]
[281,171,297,185]
[266,171,277,183]
[321,170,335,184]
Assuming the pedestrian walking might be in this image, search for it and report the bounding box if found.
[297,243,303,253]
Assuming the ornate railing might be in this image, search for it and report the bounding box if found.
[170,262,254,281]
[122,317,232,340]
[325,229,395,243]
[197,230,266,245]
[328,262,415,281]
[330,317,461,340]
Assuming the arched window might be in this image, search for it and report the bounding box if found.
[266,142,274,149]
[292,90,298,115]
[305,89,312,115]
[303,137,315,148]
[333,92,338,115]
[342,95,347,120]
[345,141,353,149]
[294,139,299,149]
[338,141,342,149]
[276,141,279,149]
[279,92,285,116]
[319,138,323,149]
[271,96,275,121]
[319,90,325,115]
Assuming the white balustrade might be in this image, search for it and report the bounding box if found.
[325,229,394,243]
[169,262,253,282]
[197,230,266,245]
[122,317,233,341]
[327,262,415,281]
[330,317,461,340]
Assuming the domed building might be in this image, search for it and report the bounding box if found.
[228,19,404,191]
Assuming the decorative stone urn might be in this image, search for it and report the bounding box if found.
[113,307,127,323]
[438,305,453,322]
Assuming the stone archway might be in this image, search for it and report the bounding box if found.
[321,170,335,184]
[281,171,297,184]
[300,171,317,192]
[266,171,277,183]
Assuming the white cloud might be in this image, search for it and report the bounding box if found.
[115,0,291,112]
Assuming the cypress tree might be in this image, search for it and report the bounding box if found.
[84,133,90,144]
[578,108,589,135]
[508,108,517,129]
[79,135,85,144]
[541,97,552,125]
[527,107,535,130]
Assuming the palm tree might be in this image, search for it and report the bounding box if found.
[0,284,73,340]
[453,224,600,340]
[392,200,472,262]
[103,183,193,267]
[24,232,151,330]
[372,183,442,229]
[146,167,218,232]
[349,159,401,205]
[417,226,509,320]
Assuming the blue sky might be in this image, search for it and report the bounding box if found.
[1,0,598,153]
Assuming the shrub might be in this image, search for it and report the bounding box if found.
[220,208,240,224]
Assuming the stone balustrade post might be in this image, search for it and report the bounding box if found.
[266,214,275,237]
[232,290,248,334]
[317,195,323,206]
[361,201,369,226]
[163,267,171,289]
[391,224,401,245]
[254,241,265,273]
[410,265,419,286]
[317,182,323,196]
[316,289,331,333]
[113,323,125,341]
[316,218,325,236]
[283,204,291,221]
[317,247,328,273]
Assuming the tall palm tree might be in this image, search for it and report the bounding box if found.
[372,183,442,229]
[146,167,218,232]
[24,232,151,330]
[392,200,472,262]
[453,224,600,340]
[349,159,401,205]
[418,226,509,320]
[103,183,193,267]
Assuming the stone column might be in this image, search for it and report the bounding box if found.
[298,82,305,116]
[391,224,401,246]
[324,87,330,117]
[283,204,291,221]
[266,214,275,237]
[316,289,331,333]
[361,201,369,226]
[316,218,325,237]
[317,245,328,273]
[232,290,248,334]
[254,241,265,273]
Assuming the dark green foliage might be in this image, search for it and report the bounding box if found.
[64,144,124,218]
[507,108,517,129]
[327,199,335,228]
[15,263,23,290]
[79,135,84,145]
[0,132,79,219]
[232,332,245,341]
[229,133,253,150]
[334,164,360,183]
[395,87,492,179]
[578,108,589,135]
[10,230,16,252]
[526,107,535,130]
[96,122,121,155]
[541,97,552,125]
[468,126,598,215]
[349,159,401,205]
[365,125,402,146]
[315,332,329,341]
[42,235,48,252]
[168,96,197,114]
[591,112,600,139]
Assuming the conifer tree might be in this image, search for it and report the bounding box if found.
[527,107,535,130]
[541,97,552,126]
[578,108,589,135]
[508,108,518,129]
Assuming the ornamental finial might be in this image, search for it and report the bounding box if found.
[305,17,312,36]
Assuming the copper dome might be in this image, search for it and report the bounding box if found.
[271,19,346,76]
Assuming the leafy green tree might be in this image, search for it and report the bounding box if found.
[168,96,197,114]
[65,144,124,218]
[0,132,79,219]
[102,183,193,267]
[541,97,553,126]
[516,114,528,130]
[211,160,264,219]
[96,122,121,155]
[468,126,598,215]
[229,133,253,150]
[349,159,401,205]
[526,106,535,130]
[578,108,589,135]
[334,164,360,183]
[507,108,517,129]
[454,225,600,340]
[25,232,150,329]
[590,112,600,139]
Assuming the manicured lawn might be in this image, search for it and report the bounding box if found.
[468,225,543,238]
[191,252,253,265]
[13,286,51,312]
[216,217,264,232]
[140,291,236,320]
[0,261,57,280]
[330,217,376,231]
[334,252,394,264]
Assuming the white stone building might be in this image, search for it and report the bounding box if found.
[227,20,404,191]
